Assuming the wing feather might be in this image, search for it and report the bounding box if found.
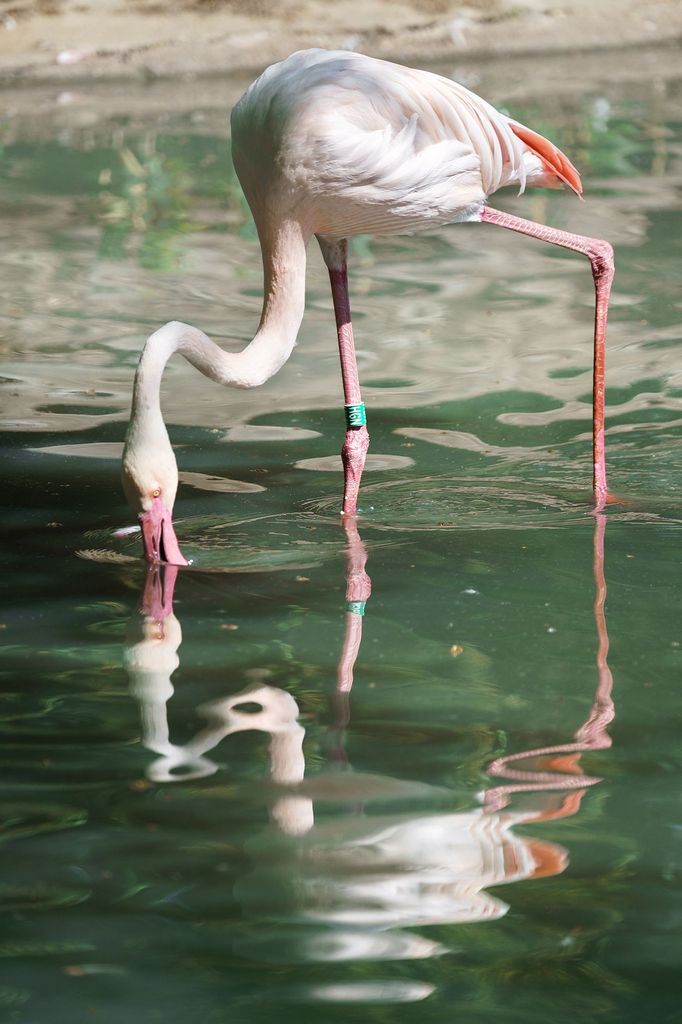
[232,49,580,240]
[509,122,583,196]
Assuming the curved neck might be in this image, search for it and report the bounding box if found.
[129,220,308,430]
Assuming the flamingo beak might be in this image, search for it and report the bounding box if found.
[139,495,188,566]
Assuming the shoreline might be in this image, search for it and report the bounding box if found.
[1,0,681,88]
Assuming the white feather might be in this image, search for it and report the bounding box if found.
[232,49,538,238]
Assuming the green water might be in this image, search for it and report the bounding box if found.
[1,68,681,1023]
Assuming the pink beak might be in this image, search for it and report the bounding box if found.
[139,495,188,566]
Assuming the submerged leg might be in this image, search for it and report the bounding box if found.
[336,517,372,696]
[330,518,372,767]
[481,206,615,511]
[319,237,370,516]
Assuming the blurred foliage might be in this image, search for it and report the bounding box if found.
[495,98,672,181]
[0,97,676,280]
[0,127,252,271]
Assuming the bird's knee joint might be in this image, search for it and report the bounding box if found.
[589,241,615,280]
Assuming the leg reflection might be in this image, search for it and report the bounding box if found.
[484,513,615,816]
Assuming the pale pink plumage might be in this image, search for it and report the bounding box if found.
[231,48,576,239]
[123,48,612,565]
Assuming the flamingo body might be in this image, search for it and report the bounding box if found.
[231,48,578,242]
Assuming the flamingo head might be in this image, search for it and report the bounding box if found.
[121,433,188,567]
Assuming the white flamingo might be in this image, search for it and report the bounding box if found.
[122,48,614,565]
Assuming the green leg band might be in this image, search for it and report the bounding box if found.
[345,600,366,616]
[344,403,367,428]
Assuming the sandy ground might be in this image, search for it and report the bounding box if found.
[1,0,681,86]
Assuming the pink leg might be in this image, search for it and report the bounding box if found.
[481,206,615,511]
[319,237,370,516]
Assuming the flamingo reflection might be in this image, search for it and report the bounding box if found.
[123,515,614,965]
[125,565,314,833]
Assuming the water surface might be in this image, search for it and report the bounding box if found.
[1,64,681,1024]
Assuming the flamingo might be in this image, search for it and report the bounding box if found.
[122,47,615,565]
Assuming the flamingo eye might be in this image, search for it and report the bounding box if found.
[152,488,161,498]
